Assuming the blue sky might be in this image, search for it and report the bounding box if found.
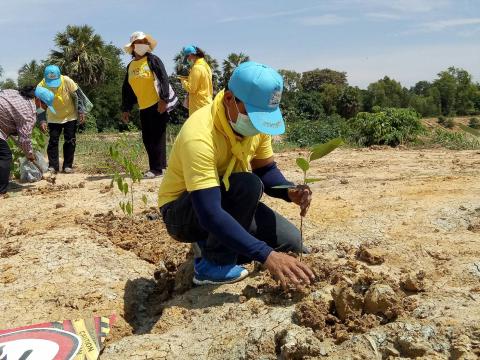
[1,0,479,88]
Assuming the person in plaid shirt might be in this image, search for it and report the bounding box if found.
[0,86,55,194]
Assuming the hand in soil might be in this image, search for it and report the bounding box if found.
[264,251,315,289]
[288,185,312,217]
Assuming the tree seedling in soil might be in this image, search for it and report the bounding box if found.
[7,127,46,179]
[274,137,344,260]
[109,135,148,216]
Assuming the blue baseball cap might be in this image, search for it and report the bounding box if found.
[44,65,61,88]
[228,62,284,136]
[35,86,56,114]
[183,45,197,56]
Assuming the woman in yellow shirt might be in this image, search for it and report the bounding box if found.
[121,31,177,178]
[180,45,213,116]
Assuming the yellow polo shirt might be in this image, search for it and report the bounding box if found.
[158,91,273,207]
[180,58,213,115]
[128,57,159,110]
[38,75,78,124]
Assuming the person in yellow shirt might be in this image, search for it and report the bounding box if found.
[37,65,86,174]
[179,45,213,116]
[122,31,178,178]
[159,62,315,287]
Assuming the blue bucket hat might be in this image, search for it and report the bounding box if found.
[228,62,285,136]
[35,86,56,114]
[44,65,61,88]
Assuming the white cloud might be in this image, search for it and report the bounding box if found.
[217,4,324,23]
[353,0,451,13]
[366,12,405,20]
[418,18,480,32]
[298,14,350,26]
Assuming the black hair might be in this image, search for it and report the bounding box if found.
[194,46,205,58]
[19,85,36,99]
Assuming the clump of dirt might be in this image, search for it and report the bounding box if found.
[356,245,386,265]
[401,271,426,292]
[275,327,327,359]
[364,284,401,320]
[24,182,86,196]
[288,255,408,344]
[82,211,189,266]
[0,243,20,258]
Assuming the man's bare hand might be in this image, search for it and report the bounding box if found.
[264,251,315,289]
[39,122,48,133]
[288,184,312,217]
[78,113,86,124]
[122,112,129,124]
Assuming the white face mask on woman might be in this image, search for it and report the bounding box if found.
[134,44,150,56]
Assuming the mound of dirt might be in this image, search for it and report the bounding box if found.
[356,245,386,265]
[23,182,86,196]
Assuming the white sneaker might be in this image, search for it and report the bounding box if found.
[144,171,162,179]
[64,167,74,174]
[47,167,57,174]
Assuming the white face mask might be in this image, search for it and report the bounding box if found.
[228,100,260,137]
[134,43,150,56]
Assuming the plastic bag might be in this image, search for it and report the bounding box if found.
[19,151,48,183]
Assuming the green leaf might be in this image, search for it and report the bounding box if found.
[272,185,295,189]
[119,201,126,213]
[305,178,324,184]
[296,158,309,173]
[142,194,148,205]
[123,183,128,195]
[459,124,480,137]
[126,202,132,215]
[116,177,123,191]
[310,138,343,162]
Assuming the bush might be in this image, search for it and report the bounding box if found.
[469,117,480,129]
[438,116,455,128]
[349,108,423,146]
[285,115,345,148]
[430,128,480,150]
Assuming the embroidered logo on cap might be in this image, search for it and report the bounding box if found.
[47,72,58,80]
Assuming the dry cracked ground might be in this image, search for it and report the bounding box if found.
[1,147,479,359]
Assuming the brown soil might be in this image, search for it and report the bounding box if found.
[1,148,480,359]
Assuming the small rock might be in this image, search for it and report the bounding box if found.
[331,284,363,321]
[364,284,400,320]
[78,182,85,188]
[55,203,65,209]
[401,271,426,292]
[396,335,431,358]
[357,245,386,265]
[340,179,349,185]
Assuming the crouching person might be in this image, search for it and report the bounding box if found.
[158,62,315,288]
[0,86,55,194]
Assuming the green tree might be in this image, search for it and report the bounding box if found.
[337,86,362,119]
[364,76,410,111]
[49,25,109,92]
[300,68,347,92]
[278,70,302,92]
[17,60,45,88]
[433,69,457,116]
[221,52,250,88]
[320,83,342,115]
[0,78,17,90]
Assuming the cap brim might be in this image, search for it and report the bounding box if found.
[48,105,56,114]
[45,78,61,88]
[245,104,285,136]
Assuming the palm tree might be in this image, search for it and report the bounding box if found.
[49,25,108,91]
[17,60,45,88]
[221,53,250,88]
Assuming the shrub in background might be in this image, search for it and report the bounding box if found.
[349,107,423,146]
